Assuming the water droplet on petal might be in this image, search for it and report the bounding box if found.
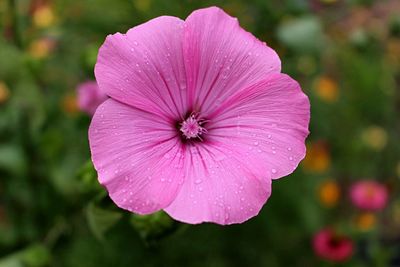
[271,168,277,174]
[195,179,202,184]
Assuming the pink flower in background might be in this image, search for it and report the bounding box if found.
[313,228,354,262]
[89,7,310,224]
[350,180,388,211]
[77,81,108,115]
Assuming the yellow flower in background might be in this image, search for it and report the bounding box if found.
[314,76,339,103]
[33,5,55,28]
[318,180,340,207]
[361,126,388,151]
[0,82,10,104]
[355,212,376,231]
[302,141,331,173]
[28,38,55,59]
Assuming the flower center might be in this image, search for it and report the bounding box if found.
[180,114,206,140]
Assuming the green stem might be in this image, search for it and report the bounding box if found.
[8,0,23,48]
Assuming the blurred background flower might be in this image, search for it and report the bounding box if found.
[350,180,388,211]
[76,81,107,115]
[312,228,354,262]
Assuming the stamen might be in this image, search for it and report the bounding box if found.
[180,114,207,140]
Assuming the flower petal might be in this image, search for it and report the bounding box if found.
[95,16,187,120]
[164,145,271,224]
[183,6,281,116]
[89,99,184,214]
[207,73,310,180]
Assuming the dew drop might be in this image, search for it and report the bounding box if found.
[254,141,259,146]
[271,168,277,174]
[267,134,272,139]
[195,179,202,184]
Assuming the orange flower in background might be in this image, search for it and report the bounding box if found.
[0,82,10,104]
[62,94,79,115]
[355,212,376,231]
[314,76,339,103]
[302,141,331,173]
[33,5,55,28]
[318,180,340,207]
[28,37,56,59]
[386,38,400,64]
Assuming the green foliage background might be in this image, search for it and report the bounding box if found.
[0,0,399,266]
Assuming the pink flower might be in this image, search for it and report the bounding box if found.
[89,7,310,224]
[77,81,108,115]
[313,228,354,262]
[350,180,388,211]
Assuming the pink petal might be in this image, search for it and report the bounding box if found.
[89,99,184,214]
[206,73,310,180]
[95,16,187,120]
[183,6,281,117]
[164,144,271,224]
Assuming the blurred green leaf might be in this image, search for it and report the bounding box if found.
[0,144,26,175]
[277,16,324,53]
[86,202,123,241]
[0,244,50,267]
[130,211,177,242]
[0,39,24,79]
